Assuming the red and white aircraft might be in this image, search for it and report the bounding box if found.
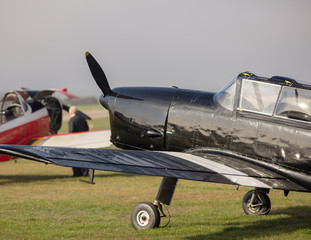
[0,88,111,165]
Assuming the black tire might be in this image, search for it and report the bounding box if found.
[131,202,160,230]
[242,190,271,215]
[72,167,89,177]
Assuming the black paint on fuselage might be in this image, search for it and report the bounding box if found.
[100,74,311,175]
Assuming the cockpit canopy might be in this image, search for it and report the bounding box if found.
[0,92,28,124]
[0,90,63,133]
[215,73,311,122]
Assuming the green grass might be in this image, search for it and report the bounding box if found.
[74,105,104,111]
[0,160,310,240]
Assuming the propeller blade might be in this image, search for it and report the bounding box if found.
[85,52,143,102]
[85,52,111,96]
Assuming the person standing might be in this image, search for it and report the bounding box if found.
[68,106,89,133]
[68,106,89,176]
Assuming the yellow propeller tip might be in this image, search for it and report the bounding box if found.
[85,51,90,57]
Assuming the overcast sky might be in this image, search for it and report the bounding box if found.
[1,1,310,99]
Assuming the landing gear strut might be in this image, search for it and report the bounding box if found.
[131,177,178,230]
[242,188,271,215]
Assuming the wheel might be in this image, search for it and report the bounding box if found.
[80,168,89,176]
[72,167,89,177]
[242,190,271,215]
[131,202,160,230]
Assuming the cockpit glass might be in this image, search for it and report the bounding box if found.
[1,93,18,109]
[240,80,281,115]
[0,93,24,125]
[215,76,237,111]
[276,87,311,122]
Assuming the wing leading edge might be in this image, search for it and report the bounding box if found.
[0,144,310,192]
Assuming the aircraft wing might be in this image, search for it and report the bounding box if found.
[25,130,112,148]
[0,145,309,192]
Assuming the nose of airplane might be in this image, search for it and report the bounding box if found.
[86,52,141,112]
[99,94,109,110]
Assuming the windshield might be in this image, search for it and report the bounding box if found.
[214,75,238,111]
[0,92,27,125]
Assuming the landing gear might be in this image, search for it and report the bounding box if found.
[242,189,271,215]
[72,167,89,177]
[131,202,160,230]
[131,177,178,230]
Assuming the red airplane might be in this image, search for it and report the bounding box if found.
[0,88,111,173]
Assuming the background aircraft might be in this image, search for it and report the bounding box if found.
[0,88,111,175]
[0,52,310,230]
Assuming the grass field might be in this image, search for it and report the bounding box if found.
[1,105,310,239]
[0,160,310,240]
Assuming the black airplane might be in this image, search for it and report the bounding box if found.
[0,52,311,230]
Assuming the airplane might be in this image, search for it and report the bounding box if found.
[0,87,111,175]
[0,52,310,230]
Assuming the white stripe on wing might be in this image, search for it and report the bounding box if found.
[164,152,271,189]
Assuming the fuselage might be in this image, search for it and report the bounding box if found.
[101,74,311,175]
[0,106,50,161]
[0,90,64,161]
[0,108,50,145]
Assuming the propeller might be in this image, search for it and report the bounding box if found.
[62,104,92,120]
[85,52,112,96]
[85,51,143,102]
